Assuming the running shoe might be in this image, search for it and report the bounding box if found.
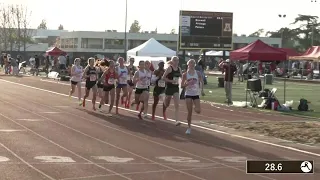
[78,101,82,106]
[151,114,155,121]
[105,112,112,117]
[142,113,148,119]
[185,128,191,134]
[175,121,181,126]
[138,113,143,120]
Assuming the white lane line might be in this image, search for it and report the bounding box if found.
[40,79,85,89]
[0,142,55,180]
[60,166,243,180]
[16,119,43,121]
[0,86,277,180]
[53,106,70,108]
[0,129,26,132]
[0,100,208,180]
[0,112,132,180]
[40,112,61,114]
[1,79,320,158]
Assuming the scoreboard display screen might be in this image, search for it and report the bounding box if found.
[179,10,233,50]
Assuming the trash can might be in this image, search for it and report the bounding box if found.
[265,74,273,85]
[218,77,224,87]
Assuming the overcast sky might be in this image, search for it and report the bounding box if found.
[2,0,320,35]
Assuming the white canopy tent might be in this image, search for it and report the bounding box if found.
[130,56,169,70]
[127,38,176,57]
[206,50,230,56]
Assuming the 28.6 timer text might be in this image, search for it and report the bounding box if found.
[265,163,283,172]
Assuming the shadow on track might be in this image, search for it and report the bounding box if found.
[79,108,284,161]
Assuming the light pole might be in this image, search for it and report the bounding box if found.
[311,0,317,45]
[278,14,287,103]
[124,0,128,61]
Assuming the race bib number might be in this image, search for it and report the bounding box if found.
[108,78,115,84]
[119,77,127,84]
[158,80,166,87]
[187,80,198,94]
[173,77,179,85]
[188,84,198,93]
[140,80,146,86]
[90,75,97,81]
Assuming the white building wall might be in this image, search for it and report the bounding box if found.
[59,31,282,53]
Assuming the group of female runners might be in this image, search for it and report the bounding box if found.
[68,56,204,134]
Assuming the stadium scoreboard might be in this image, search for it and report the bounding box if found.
[178,10,233,50]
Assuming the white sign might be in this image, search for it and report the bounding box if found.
[214,156,247,163]
[48,71,59,79]
[0,156,10,162]
[92,156,134,163]
[157,156,200,163]
[34,156,75,163]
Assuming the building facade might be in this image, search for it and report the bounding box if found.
[58,31,282,58]
[2,29,282,60]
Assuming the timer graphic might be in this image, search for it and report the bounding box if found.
[246,160,314,174]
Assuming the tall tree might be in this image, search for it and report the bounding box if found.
[248,29,264,37]
[291,14,320,50]
[20,5,33,53]
[129,20,141,33]
[266,28,299,49]
[38,19,47,29]
[0,4,33,53]
[58,24,64,30]
[0,4,10,52]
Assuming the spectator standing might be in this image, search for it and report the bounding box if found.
[34,55,40,76]
[58,53,66,70]
[219,59,237,104]
[10,57,19,76]
[66,55,70,67]
[236,61,243,82]
[196,57,207,84]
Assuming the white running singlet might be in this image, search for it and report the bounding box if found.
[118,66,128,84]
[136,70,148,89]
[145,70,152,86]
[70,65,83,82]
[185,71,200,96]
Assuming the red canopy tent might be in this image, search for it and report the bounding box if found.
[278,48,300,56]
[230,40,287,61]
[46,47,67,56]
[289,46,320,60]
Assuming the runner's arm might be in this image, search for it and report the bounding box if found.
[99,68,108,82]
[181,72,188,88]
[151,70,159,84]
[70,66,76,76]
[82,66,89,79]
[161,67,174,83]
[197,71,204,91]
[132,71,139,84]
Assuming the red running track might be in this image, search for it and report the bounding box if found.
[0,75,318,180]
